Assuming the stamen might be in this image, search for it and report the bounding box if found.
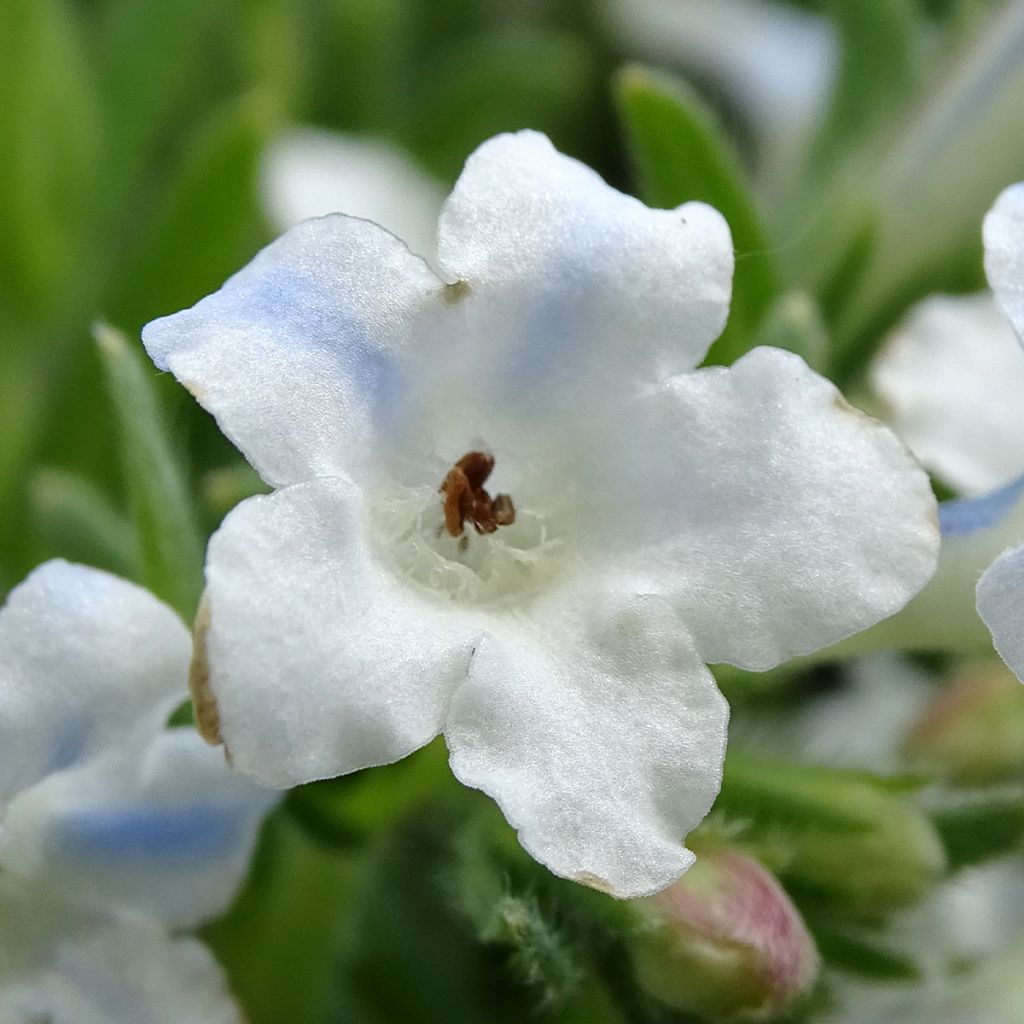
[440,451,517,538]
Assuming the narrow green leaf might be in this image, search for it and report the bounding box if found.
[831,1,1024,381]
[97,0,234,195]
[614,64,781,366]
[0,0,99,314]
[29,468,138,578]
[812,926,921,981]
[94,322,204,619]
[931,791,1024,870]
[808,0,923,175]
[404,29,597,182]
[205,812,355,1024]
[109,92,273,331]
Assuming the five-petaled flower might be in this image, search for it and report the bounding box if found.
[0,560,277,1023]
[143,130,938,897]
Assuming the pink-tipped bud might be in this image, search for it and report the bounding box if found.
[904,661,1024,784]
[629,847,819,1022]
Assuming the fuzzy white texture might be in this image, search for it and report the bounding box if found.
[0,561,278,1022]
[143,130,938,898]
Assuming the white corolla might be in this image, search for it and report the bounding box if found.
[872,289,1024,496]
[0,561,278,1023]
[966,184,1024,678]
[143,130,938,898]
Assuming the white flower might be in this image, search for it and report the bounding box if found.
[261,128,445,260]
[143,130,938,898]
[603,0,836,173]
[942,183,1024,681]
[0,560,278,1023]
[872,292,1024,495]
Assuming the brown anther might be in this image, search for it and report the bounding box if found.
[440,450,517,537]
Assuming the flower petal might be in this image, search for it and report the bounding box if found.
[606,0,836,166]
[587,347,938,670]
[871,293,1024,494]
[0,561,188,810]
[141,214,443,488]
[261,128,445,260]
[0,883,240,1024]
[446,592,729,898]
[434,130,733,389]
[984,181,1024,339]
[977,541,1024,682]
[0,727,279,929]
[201,477,481,787]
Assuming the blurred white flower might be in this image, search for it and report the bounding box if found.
[261,128,445,260]
[872,292,1024,495]
[604,0,836,171]
[953,184,1024,680]
[144,130,937,898]
[824,859,1024,1024]
[0,560,278,1023]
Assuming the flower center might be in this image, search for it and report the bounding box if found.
[439,450,516,540]
[371,450,568,606]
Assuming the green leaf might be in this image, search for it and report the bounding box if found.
[29,468,137,578]
[403,28,597,182]
[284,738,456,849]
[109,92,272,331]
[614,65,782,366]
[0,0,99,315]
[808,0,923,175]
[318,0,413,131]
[811,925,921,981]
[94,322,204,619]
[930,790,1024,870]
[96,0,235,196]
[205,812,356,1024]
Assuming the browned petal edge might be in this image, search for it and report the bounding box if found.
[190,592,224,746]
[443,279,471,304]
[574,871,615,894]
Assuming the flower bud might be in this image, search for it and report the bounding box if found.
[903,661,1024,784]
[629,847,819,1022]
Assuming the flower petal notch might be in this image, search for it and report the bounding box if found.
[143,130,939,897]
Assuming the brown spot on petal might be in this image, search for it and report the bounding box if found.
[443,280,471,305]
[574,871,616,894]
[190,593,223,746]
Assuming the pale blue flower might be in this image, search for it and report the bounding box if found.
[0,561,279,1023]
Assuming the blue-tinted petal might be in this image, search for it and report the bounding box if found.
[939,472,1024,537]
[142,215,443,489]
[0,728,279,930]
[0,562,188,811]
